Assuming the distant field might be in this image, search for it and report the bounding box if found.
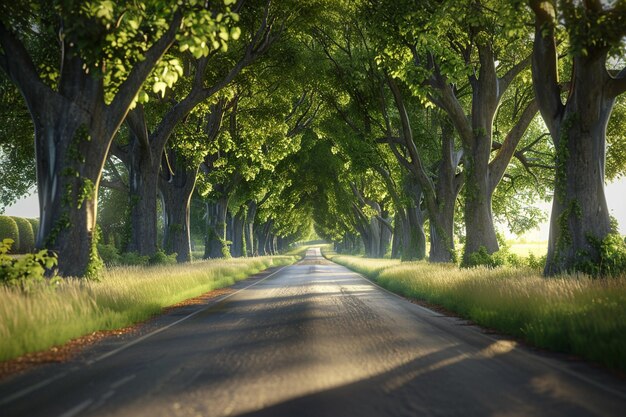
[507,241,547,257]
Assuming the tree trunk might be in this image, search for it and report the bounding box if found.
[245,201,257,256]
[429,204,456,262]
[461,140,499,264]
[35,120,108,277]
[231,210,246,257]
[391,214,402,259]
[544,56,614,275]
[529,4,626,275]
[204,196,230,259]
[126,135,159,256]
[160,157,197,263]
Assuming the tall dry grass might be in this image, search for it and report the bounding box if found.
[328,254,626,371]
[0,256,295,362]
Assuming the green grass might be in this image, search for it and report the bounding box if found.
[0,256,296,362]
[325,252,626,372]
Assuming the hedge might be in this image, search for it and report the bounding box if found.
[27,218,39,241]
[0,216,19,250]
[12,217,34,253]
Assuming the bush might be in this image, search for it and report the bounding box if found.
[12,217,34,253]
[0,239,58,292]
[118,251,150,266]
[149,249,178,265]
[0,216,19,249]
[577,233,626,277]
[464,246,506,268]
[97,243,121,266]
[27,218,39,241]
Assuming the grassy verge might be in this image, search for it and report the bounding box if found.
[324,251,626,372]
[0,256,296,362]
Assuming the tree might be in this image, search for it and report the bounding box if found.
[529,0,626,275]
[369,0,539,264]
[0,1,238,276]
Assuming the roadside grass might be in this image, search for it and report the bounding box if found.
[325,252,626,372]
[0,256,296,362]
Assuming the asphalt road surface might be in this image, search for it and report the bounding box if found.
[1,247,626,417]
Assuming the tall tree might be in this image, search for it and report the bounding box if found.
[0,1,238,276]
[530,0,626,275]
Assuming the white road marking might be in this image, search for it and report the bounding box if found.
[0,371,69,406]
[0,264,291,406]
[87,264,290,364]
[58,399,93,417]
[110,374,136,389]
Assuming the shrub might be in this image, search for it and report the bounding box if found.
[12,217,34,253]
[149,249,178,265]
[0,216,19,249]
[0,239,58,292]
[118,251,150,266]
[577,233,626,277]
[464,246,506,268]
[27,218,39,240]
[97,243,121,266]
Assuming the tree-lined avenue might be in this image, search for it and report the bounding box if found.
[1,248,625,417]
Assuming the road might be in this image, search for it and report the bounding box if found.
[1,247,625,417]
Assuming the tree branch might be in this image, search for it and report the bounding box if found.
[607,67,626,98]
[488,98,539,191]
[529,0,564,137]
[497,54,531,102]
[0,21,54,113]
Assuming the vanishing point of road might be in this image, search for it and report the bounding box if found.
[1,248,625,417]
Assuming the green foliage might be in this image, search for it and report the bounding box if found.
[576,233,626,278]
[97,243,121,266]
[463,244,547,270]
[114,249,176,267]
[27,218,39,241]
[118,251,150,266]
[0,239,58,292]
[0,215,19,248]
[464,246,506,268]
[11,216,34,253]
[149,249,178,266]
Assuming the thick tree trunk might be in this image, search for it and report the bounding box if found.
[379,210,392,258]
[461,140,499,264]
[204,196,230,259]
[529,5,625,275]
[160,159,197,263]
[544,57,614,275]
[231,211,246,257]
[126,137,159,256]
[429,203,456,262]
[35,121,107,277]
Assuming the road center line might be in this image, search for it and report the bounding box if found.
[110,374,136,389]
[57,399,93,417]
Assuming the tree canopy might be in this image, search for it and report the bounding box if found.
[0,0,625,277]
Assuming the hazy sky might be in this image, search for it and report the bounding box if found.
[3,177,626,241]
